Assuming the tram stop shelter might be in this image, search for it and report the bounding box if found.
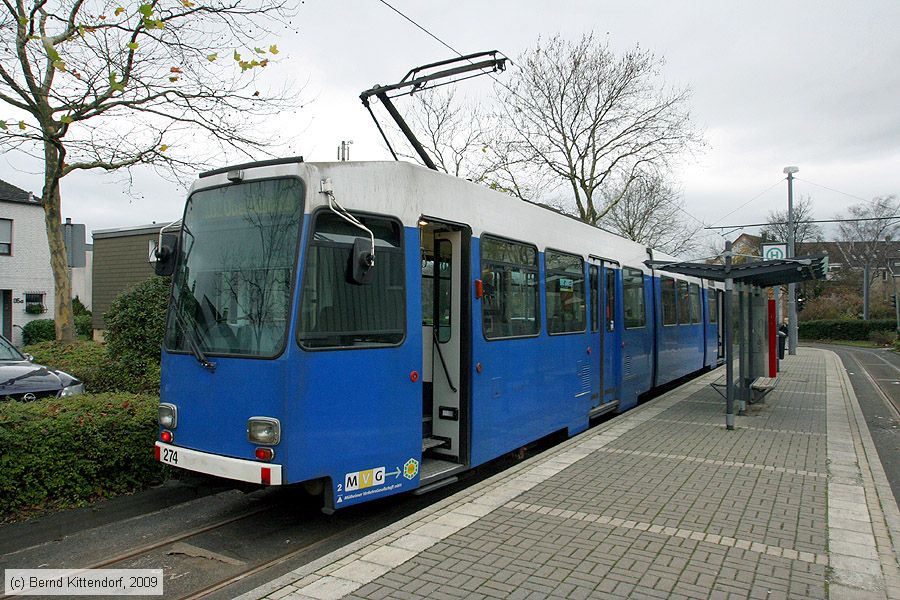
[646,243,829,430]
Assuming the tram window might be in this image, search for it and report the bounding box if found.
[708,288,718,323]
[677,281,690,325]
[546,250,586,334]
[622,267,646,329]
[661,277,677,326]
[605,269,616,332]
[480,236,540,339]
[689,283,702,324]
[590,265,599,333]
[298,212,405,349]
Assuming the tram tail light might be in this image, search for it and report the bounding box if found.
[255,447,275,461]
[247,417,281,445]
[160,430,174,443]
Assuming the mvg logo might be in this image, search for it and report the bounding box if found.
[345,467,386,491]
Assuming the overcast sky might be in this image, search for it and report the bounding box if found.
[2,0,898,253]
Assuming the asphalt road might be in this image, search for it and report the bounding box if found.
[809,343,900,506]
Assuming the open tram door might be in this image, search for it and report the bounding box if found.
[419,219,471,490]
[589,257,621,417]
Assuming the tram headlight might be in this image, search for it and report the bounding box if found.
[247,417,281,445]
[158,403,178,429]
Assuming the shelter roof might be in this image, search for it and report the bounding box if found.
[645,254,829,287]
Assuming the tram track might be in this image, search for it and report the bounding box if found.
[80,503,273,571]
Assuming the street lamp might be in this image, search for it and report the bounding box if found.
[783,166,799,355]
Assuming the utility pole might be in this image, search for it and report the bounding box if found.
[784,166,799,355]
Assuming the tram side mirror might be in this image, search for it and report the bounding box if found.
[153,232,180,276]
[348,237,375,285]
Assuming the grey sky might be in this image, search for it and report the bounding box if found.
[2,0,898,252]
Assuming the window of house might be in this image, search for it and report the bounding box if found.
[623,267,646,329]
[689,283,702,324]
[480,236,540,339]
[297,212,405,349]
[546,250,586,334]
[661,277,677,325]
[25,292,45,314]
[677,281,690,324]
[0,219,11,255]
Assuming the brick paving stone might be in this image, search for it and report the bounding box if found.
[246,351,900,600]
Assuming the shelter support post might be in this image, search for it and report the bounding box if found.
[724,242,735,430]
[738,283,748,415]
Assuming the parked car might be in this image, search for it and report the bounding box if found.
[0,334,84,400]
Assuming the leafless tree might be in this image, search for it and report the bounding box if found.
[759,196,823,252]
[494,33,702,225]
[598,172,698,257]
[833,196,900,316]
[0,0,299,341]
[397,88,496,182]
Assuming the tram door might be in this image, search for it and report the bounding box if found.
[601,264,620,405]
[588,263,603,410]
[421,223,468,476]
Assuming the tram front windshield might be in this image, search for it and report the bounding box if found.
[165,178,304,358]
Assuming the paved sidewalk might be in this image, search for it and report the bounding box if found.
[243,348,900,600]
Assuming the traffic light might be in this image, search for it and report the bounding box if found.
[892,294,897,309]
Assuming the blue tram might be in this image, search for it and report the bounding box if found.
[154,158,724,511]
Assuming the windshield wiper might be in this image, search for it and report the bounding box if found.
[171,295,216,372]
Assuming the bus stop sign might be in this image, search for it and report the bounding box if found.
[761,243,787,261]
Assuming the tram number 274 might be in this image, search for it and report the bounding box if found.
[160,447,178,465]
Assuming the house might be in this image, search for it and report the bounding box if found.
[0,179,55,345]
[91,222,169,338]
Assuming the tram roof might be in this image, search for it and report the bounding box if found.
[645,254,829,288]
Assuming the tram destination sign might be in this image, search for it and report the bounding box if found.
[761,243,788,261]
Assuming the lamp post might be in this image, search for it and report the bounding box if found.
[783,166,799,355]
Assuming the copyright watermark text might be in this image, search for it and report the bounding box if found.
[5,569,163,596]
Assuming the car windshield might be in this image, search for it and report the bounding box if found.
[0,335,24,360]
[164,178,304,358]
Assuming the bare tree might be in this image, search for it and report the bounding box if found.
[398,88,495,182]
[833,196,900,317]
[494,33,701,225]
[759,195,823,251]
[598,172,698,257]
[0,0,298,341]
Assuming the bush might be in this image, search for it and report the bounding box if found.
[21,319,55,345]
[798,319,896,341]
[868,329,897,346]
[22,341,160,394]
[72,296,91,317]
[104,276,170,373]
[75,314,92,339]
[0,393,168,519]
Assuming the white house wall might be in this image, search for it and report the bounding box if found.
[0,200,55,346]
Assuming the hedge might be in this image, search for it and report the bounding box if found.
[22,341,160,394]
[0,393,168,519]
[22,319,55,345]
[798,319,896,341]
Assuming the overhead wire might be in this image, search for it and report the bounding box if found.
[375,0,717,246]
[795,178,871,203]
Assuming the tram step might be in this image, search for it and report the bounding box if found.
[422,437,448,451]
